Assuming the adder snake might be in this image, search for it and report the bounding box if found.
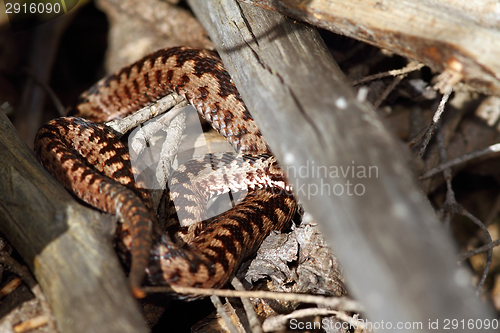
[34,47,297,299]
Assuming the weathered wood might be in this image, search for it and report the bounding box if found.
[238,0,500,97]
[0,111,148,333]
[187,0,495,331]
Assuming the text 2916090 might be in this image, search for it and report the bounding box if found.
[5,2,61,14]
[4,0,80,32]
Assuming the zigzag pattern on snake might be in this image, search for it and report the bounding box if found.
[34,47,297,299]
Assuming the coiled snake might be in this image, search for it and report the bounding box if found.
[34,47,297,299]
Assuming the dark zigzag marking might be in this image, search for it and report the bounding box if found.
[123,85,132,101]
[213,233,243,262]
[202,245,228,274]
[143,72,150,90]
[157,70,164,86]
[132,79,140,94]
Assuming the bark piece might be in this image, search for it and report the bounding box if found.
[239,0,500,96]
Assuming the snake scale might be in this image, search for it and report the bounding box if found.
[34,47,297,299]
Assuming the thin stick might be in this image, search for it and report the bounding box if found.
[127,102,187,156]
[232,277,262,333]
[434,131,492,294]
[210,295,239,333]
[458,239,500,261]
[407,123,430,148]
[373,74,405,109]
[13,315,49,333]
[22,67,66,117]
[0,277,21,300]
[143,286,363,312]
[437,131,455,230]
[105,92,186,136]
[418,90,451,157]
[420,143,500,179]
[460,208,493,294]
[352,61,424,85]
[155,103,188,192]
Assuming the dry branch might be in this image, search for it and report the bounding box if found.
[238,0,500,96]
[187,0,495,330]
[0,111,147,333]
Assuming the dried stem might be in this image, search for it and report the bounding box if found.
[232,277,262,333]
[352,61,424,85]
[435,131,492,294]
[144,286,363,312]
[420,143,500,179]
[210,295,239,333]
[105,92,186,136]
[418,90,452,157]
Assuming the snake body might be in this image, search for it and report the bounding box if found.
[34,47,297,299]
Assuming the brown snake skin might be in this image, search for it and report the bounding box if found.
[34,47,297,299]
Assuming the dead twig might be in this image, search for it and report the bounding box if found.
[373,74,405,109]
[458,239,500,261]
[210,295,240,333]
[408,123,431,148]
[12,315,49,333]
[418,91,452,157]
[460,208,493,294]
[144,285,363,312]
[436,131,456,230]
[22,67,66,117]
[352,61,424,86]
[0,278,21,300]
[105,92,186,136]
[434,131,492,294]
[231,277,262,333]
[420,143,500,179]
